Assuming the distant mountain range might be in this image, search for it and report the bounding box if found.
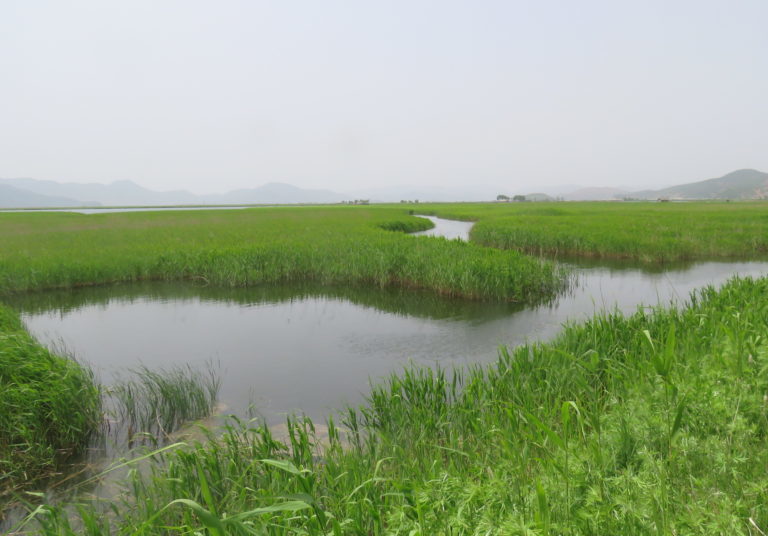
[518,169,768,201]
[1,169,766,208]
[0,177,505,207]
[0,183,89,207]
[0,178,349,208]
[349,185,499,203]
[630,169,768,200]
[564,187,629,201]
[207,183,347,205]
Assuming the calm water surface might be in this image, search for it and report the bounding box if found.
[11,216,768,423]
[412,215,473,240]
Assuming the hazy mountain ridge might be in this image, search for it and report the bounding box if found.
[546,170,767,201]
[0,178,498,207]
[2,169,767,208]
[0,178,348,208]
[564,187,629,201]
[2,178,201,207]
[202,183,346,205]
[631,169,768,200]
[0,183,96,208]
[349,185,501,203]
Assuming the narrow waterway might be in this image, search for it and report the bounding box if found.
[412,215,474,240]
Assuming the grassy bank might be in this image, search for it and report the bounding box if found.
[1,344,220,518]
[0,206,565,302]
[19,275,768,534]
[0,305,101,497]
[413,201,768,263]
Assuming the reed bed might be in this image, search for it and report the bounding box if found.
[0,305,101,498]
[413,201,768,263]
[0,308,221,514]
[18,275,768,535]
[108,363,220,445]
[0,206,566,302]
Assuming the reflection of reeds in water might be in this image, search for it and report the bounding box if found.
[0,363,220,532]
[17,276,768,534]
[107,362,220,446]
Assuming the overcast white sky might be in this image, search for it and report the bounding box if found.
[1,1,767,195]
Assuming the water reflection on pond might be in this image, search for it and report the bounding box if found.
[11,283,523,424]
[12,258,768,424]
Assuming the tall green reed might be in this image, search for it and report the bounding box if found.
[0,206,566,302]
[0,305,101,498]
[107,362,220,445]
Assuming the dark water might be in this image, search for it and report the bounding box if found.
[11,258,768,425]
[11,283,524,424]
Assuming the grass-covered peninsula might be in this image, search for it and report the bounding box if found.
[0,206,564,302]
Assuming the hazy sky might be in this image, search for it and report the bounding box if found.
[2,1,767,194]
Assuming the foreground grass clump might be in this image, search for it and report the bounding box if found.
[413,201,768,263]
[0,305,101,496]
[24,275,768,534]
[0,206,565,302]
[109,363,220,444]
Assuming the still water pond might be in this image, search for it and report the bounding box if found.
[11,217,768,424]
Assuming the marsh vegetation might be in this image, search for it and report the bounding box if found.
[0,206,564,302]
[2,202,768,534]
[415,201,768,263]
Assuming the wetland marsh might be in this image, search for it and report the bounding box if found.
[3,202,768,534]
